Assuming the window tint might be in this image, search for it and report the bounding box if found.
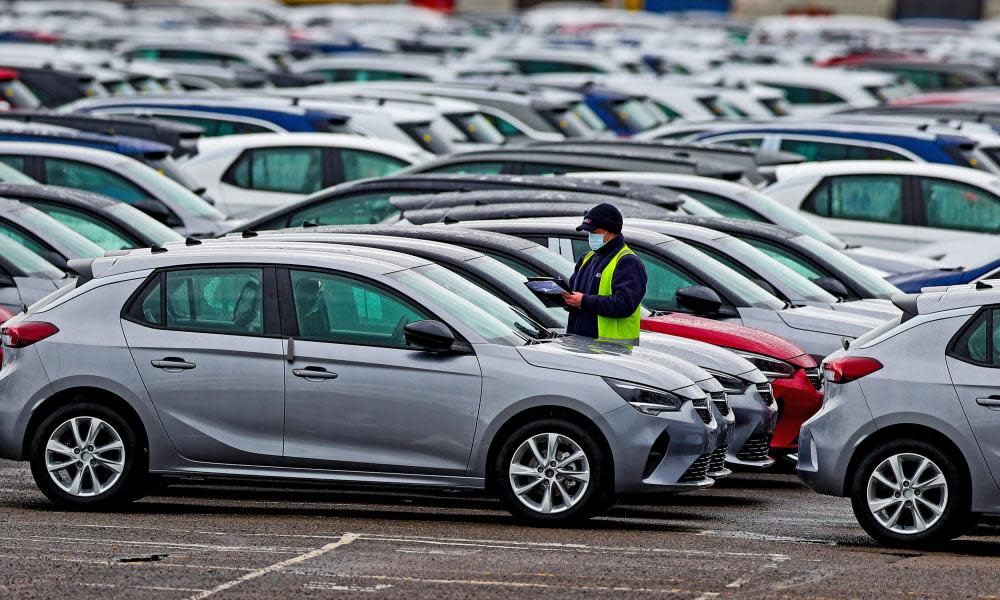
[0,221,48,257]
[806,175,904,224]
[633,249,700,312]
[290,269,428,348]
[779,139,906,161]
[920,178,1000,233]
[165,268,264,335]
[228,148,324,194]
[42,158,150,204]
[286,191,400,227]
[315,69,430,83]
[128,276,163,326]
[424,161,504,175]
[714,137,763,149]
[680,189,765,221]
[483,114,524,137]
[339,149,408,182]
[39,205,136,250]
[513,60,605,75]
[950,308,1000,365]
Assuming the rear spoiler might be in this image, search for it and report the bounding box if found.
[66,258,95,287]
[890,293,920,323]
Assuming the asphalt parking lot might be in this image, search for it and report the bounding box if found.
[0,459,997,599]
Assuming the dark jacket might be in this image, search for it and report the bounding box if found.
[566,235,648,339]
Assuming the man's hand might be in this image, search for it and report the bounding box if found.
[561,291,584,308]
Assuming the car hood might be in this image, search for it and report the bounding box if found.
[517,335,704,397]
[639,330,764,383]
[824,299,901,320]
[641,312,807,362]
[774,305,886,337]
[843,245,949,274]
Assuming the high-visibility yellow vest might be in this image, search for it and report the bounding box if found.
[580,244,641,346]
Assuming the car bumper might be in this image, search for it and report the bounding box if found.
[0,345,55,460]
[726,384,779,468]
[603,404,718,494]
[771,369,823,452]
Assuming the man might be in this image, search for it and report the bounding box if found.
[562,203,648,345]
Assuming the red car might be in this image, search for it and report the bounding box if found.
[641,313,822,457]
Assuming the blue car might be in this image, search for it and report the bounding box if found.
[692,123,994,172]
[888,258,1000,292]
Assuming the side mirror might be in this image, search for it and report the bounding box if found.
[815,277,850,300]
[404,320,456,353]
[676,285,724,315]
[133,199,182,227]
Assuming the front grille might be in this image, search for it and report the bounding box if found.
[708,445,728,474]
[692,396,712,424]
[679,452,712,483]
[736,433,773,462]
[710,391,730,416]
[805,367,822,391]
[756,382,776,407]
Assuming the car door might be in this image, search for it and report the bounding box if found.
[121,266,286,466]
[913,176,1000,247]
[280,267,483,474]
[218,147,331,218]
[945,307,1000,485]
[800,174,915,250]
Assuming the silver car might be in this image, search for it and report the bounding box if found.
[0,245,719,524]
[798,284,1000,546]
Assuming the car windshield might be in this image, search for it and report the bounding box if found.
[414,261,554,339]
[664,240,786,310]
[450,113,506,145]
[105,203,184,245]
[794,235,902,298]
[0,161,37,184]
[572,102,607,132]
[523,245,576,279]
[0,235,65,279]
[609,98,661,132]
[676,193,723,217]
[389,269,531,346]
[117,160,226,220]
[466,255,567,325]
[714,237,837,303]
[15,206,104,259]
[737,189,842,245]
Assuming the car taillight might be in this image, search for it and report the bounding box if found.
[0,322,59,348]
[823,357,882,384]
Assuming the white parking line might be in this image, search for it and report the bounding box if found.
[81,582,208,593]
[187,533,359,600]
[0,535,304,554]
[321,573,691,594]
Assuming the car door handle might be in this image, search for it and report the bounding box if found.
[976,395,1000,408]
[293,366,338,381]
[151,357,196,371]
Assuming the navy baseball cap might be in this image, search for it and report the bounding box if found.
[577,203,623,234]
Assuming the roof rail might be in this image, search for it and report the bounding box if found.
[150,244,168,254]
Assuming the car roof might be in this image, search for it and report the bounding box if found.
[266,223,541,253]
[168,238,437,270]
[455,218,677,246]
[249,230,486,262]
[193,132,424,156]
[663,215,802,240]
[390,189,674,218]
[0,141,132,162]
[772,160,1000,185]
[897,281,1000,317]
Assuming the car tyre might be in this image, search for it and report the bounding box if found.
[494,419,607,525]
[29,402,147,509]
[850,438,975,548]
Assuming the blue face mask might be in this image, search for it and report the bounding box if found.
[588,232,607,252]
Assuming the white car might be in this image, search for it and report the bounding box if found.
[702,67,918,117]
[763,161,1000,253]
[179,133,430,218]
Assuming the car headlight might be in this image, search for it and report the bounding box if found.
[732,350,796,381]
[604,377,686,415]
[705,369,749,395]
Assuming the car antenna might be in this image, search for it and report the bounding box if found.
[242,229,258,238]
[443,216,460,224]
[976,280,993,289]
[185,237,202,246]
[150,244,168,253]
[302,220,318,228]
[290,97,300,106]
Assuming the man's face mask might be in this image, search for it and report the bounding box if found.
[588,232,607,252]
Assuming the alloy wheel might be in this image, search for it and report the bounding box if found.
[508,432,590,514]
[45,417,126,497]
[866,452,948,535]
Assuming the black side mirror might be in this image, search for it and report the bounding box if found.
[133,199,182,227]
[815,277,850,300]
[676,285,724,315]
[404,320,456,353]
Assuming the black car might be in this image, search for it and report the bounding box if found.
[394,199,666,226]
[0,184,184,250]
[393,190,673,222]
[235,174,688,232]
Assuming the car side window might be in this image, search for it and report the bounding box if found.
[164,268,265,335]
[483,114,523,137]
[126,275,163,326]
[41,158,150,205]
[155,114,272,137]
[513,60,604,75]
[744,238,827,280]
[679,190,765,221]
[632,249,699,312]
[713,137,763,148]
[0,156,26,172]
[39,205,136,251]
[768,84,845,104]
[289,269,430,348]
[424,161,505,175]
[805,175,904,224]
[225,148,324,194]
[285,191,401,227]
[520,163,573,175]
[779,139,906,161]
[339,149,408,182]
[919,177,1000,233]
[949,308,1000,366]
[0,221,50,257]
